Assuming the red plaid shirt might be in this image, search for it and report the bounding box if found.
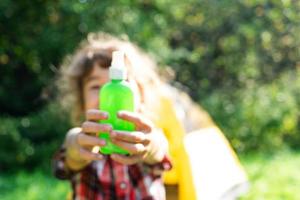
[53,148,172,200]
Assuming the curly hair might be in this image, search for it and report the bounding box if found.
[57,32,163,125]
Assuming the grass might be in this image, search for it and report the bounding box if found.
[1,150,300,200]
[0,170,70,200]
[240,149,300,200]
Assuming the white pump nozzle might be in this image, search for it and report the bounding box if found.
[109,51,126,80]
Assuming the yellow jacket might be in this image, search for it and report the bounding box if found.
[153,87,248,200]
[153,90,196,200]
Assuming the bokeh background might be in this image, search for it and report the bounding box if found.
[1,0,300,199]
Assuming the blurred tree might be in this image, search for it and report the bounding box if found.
[159,0,300,99]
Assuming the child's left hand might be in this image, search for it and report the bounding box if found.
[110,111,168,165]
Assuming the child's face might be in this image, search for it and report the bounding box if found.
[83,64,110,111]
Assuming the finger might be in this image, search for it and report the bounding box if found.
[79,147,103,161]
[110,131,150,144]
[82,121,112,134]
[117,111,152,133]
[86,109,109,121]
[111,139,146,155]
[111,154,142,165]
[77,133,106,147]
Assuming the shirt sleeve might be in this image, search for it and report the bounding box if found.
[52,146,76,180]
[144,154,173,177]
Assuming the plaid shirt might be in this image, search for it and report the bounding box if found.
[53,148,172,200]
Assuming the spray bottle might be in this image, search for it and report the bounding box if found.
[98,51,135,155]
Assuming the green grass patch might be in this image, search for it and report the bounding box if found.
[0,170,69,200]
[240,150,300,200]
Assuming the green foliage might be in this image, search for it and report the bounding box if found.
[162,0,300,98]
[0,103,70,171]
[202,70,300,152]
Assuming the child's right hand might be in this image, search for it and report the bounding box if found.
[65,109,112,170]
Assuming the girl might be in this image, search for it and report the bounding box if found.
[53,32,248,200]
[53,33,172,200]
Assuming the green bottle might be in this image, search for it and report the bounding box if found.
[99,51,135,155]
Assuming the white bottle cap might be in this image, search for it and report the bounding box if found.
[109,51,126,80]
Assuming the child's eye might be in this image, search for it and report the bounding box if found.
[91,85,100,90]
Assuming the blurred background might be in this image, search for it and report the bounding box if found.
[0,0,300,199]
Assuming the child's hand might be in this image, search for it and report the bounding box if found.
[110,111,168,165]
[65,109,112,170]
